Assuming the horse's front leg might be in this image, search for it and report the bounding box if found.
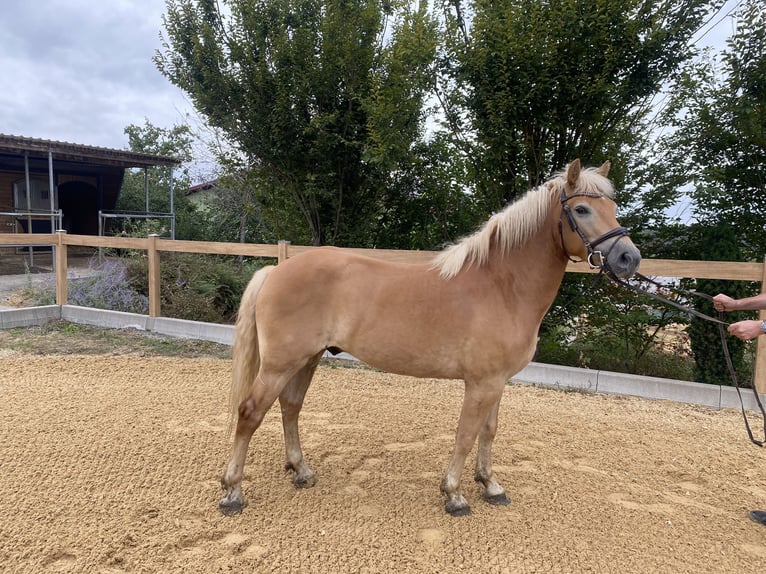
[219,376,283,516]
[441,382,505,516]
[474,397,510,505]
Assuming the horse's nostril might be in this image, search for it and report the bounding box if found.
[619,249,641,274]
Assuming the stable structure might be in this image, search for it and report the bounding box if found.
[0,133,180,248]
[186,178,218,210]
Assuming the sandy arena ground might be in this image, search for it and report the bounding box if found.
[1,354,765,573]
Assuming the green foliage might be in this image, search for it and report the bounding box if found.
[687,286,754,387]
[646,1,766,255]
[119,120,203,241]
[156,0,439,247]
[644,1,766,384]
[372,135,481,250]
[542,273,690,377]
[192,168,276,245]
[680,223,754,386]
[124,252,261,323]
[122,219,172,239]
[537,325,695,381]
[439,0,722,210]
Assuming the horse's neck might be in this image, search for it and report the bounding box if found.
[483,223,569,314]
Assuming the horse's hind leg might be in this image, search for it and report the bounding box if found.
[474,397,510,506]
[219,374,287,516]
[280,354,322,488]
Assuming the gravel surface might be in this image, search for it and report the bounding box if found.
[1,355,765,573]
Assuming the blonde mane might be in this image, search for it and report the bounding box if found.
[432,166,615,279]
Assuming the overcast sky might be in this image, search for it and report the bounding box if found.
[0,0,193,151]
[0,0,740,162]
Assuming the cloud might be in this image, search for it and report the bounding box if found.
[0,0,192,150]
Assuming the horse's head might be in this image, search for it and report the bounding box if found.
[556,159,641,279]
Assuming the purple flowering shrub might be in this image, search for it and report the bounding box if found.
[28,253,258,323]
[31,257,148,314]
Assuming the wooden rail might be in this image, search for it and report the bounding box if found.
[2,232,765,392]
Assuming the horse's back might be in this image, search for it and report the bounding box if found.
[257,247,439,330]
[262,247,435,302]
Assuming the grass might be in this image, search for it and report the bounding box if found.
[0,321,232,359]
[0,321,367,371]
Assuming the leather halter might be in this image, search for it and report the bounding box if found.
[558,187,629,274]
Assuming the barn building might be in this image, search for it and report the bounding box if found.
[0,133,180,246]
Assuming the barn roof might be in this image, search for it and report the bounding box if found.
[0,133,181,169]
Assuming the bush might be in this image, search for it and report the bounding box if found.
[536,327,695,381]
[25,253,262,323]
[124,252,263,323]
[28,257,149,314]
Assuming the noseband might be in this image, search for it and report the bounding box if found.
[559,188,629,274]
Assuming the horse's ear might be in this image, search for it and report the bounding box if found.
[566,159,581,188]
[596,160,611,177]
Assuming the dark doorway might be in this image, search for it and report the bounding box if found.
[59,181,99,235]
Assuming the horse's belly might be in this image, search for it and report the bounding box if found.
[345,339,463,380]
[341,327,536,382]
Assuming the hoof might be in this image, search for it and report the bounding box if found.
[445,501,472,517]
[484,492,510,506]
[219,500,245,516]
[293,474,317,489]
[219,493,246,516]
[286,463,317,489]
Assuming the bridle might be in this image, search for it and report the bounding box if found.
[558,187,629,275]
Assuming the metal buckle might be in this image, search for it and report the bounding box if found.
[587,250,604,269]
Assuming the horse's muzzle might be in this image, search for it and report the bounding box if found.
[606,239,641,279]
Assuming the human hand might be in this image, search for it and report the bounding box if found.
[727,320,762,341]
[713,294,736,312]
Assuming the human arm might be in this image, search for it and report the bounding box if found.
[713,292,766,312]
[727,320,766,341]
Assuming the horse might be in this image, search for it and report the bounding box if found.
[219,159,641,517]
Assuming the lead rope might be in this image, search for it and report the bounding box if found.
[716,317,766,447]
[605,271,766,447]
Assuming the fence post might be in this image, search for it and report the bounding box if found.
[278,240,290,264]
[755,256,766,394]
[147,234,161,317]
[55,230,68,305]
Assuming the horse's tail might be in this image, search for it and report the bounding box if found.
[227,265,275,435]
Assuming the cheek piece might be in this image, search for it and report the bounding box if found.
[558,189,629,274]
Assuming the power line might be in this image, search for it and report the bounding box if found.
[642,1,743,138]
[692,0,742,46]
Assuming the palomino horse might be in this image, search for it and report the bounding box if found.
[220,159,641,516]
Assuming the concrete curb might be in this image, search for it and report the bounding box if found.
[152,316,234,346]
[3,305,765,413]
[62,305,151,331]
[0,305,60,329]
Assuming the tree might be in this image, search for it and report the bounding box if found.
[438,0,724,211]
[119,120,201,240]
[372,133,479,250]
[684,223,752,386]
[647,1,766,257]
[156,0,438,246]
[641,1,765,384]
[197,164,285,245]
[429,0,727,374]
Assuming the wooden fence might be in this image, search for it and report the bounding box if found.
[2,231,765,392]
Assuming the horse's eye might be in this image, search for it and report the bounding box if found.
[574,205,589,216]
